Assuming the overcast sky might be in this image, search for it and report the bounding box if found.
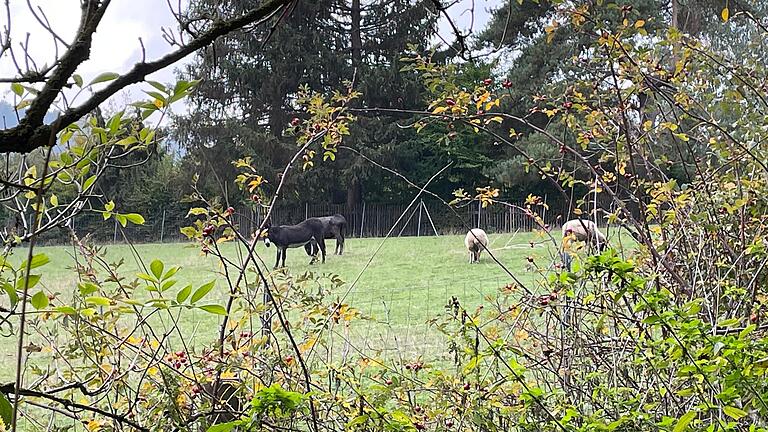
[0,0,498,119]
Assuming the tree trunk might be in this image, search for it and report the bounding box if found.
[350,0,362,70]
[346,176,362,208]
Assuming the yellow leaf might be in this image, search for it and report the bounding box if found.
[86,419,103,431]
[634,20,645,28]
[153,99,164,109]
[299,337,316,353]
[721,7,729,22]
[220,371,237,380]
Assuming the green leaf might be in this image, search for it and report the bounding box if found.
[150,260,164,280]
[207,422,238,432]
[54,306,77,315]
[160,279,177,292]
[116,136,139,147]
[717,318,739,328]
[723,406,747,420]
[176,285,192,303]
[11,82,23,97]
[78,282,100,296]
[674,411,696,432]
[163,267,179,280]
[124,213,145,225]
[105,200,115,212]
[187,207,208,216]
[147,80,166,92]
[191,280,215,304]
[119,298,144,306]
[21,253,50,270]
[137,273,157,283]
[0,392,12,426]
[89,72,119,85]
[31,291,49,310]
[3,282,18,308]
[85,296,111,306]
[115,214,127,227]
[82,175,97,191]
[73,74,83,87]
[199,304,227,315]
[16,274,41,291]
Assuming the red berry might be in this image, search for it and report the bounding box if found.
[502,80,513,89]
[483,78,493,86]
[284,355,293,363]
[446,419,455,427]
[476,109,484,115]
[202,224,215,237]
[445,98,456,106]
[527,158,534,164]
[290,117,301,126]
[225,207,235,215]
[463,382,470,390]
[751,313,758,323]
[386,379,393,385]
[549,292,557,300]
[563,101,573,109]
[405,364,411,370]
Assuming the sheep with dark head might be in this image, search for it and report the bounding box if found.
[464,228,489,263]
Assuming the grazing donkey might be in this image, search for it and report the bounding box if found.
[464,228,489,263]
[304,214,347,256]
[262,218,327,269]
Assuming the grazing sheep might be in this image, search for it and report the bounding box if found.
[464,228,489,263]
[561,219,607,251]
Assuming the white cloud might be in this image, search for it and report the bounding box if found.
[0,0,500,122]
[0,0,191,120]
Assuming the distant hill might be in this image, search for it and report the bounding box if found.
[0,101,58,129]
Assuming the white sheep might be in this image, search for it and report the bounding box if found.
[561,219,607,251]
[464,228,489,263]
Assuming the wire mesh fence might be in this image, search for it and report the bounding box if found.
[32,195,616,245]
[315,278,515,360]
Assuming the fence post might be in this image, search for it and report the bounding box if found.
[305,202,309,220]
[360,201,365,238]
[417,201,423,237]
[113,218,118,243]
[160,209,166,243]
[477,200,481,228]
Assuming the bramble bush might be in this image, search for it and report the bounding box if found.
[3,1,768,432]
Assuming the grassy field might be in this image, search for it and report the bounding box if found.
[1,232,563,383]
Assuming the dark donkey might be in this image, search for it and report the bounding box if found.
[262,218,327,269]
[304,214,347,256]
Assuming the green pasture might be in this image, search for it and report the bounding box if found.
[0,228,643,388]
